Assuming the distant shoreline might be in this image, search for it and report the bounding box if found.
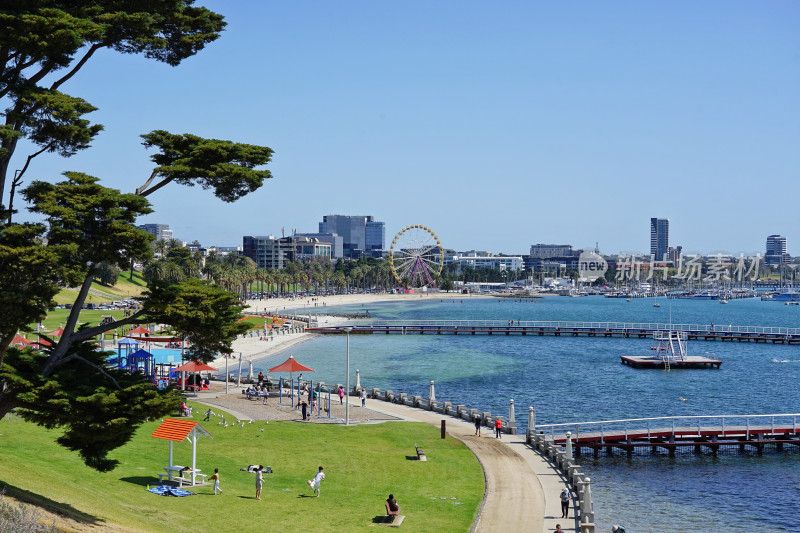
[210,292,492,370]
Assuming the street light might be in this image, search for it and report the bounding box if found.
[343,327,353,425]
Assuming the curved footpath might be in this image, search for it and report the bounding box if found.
[196,389,577,533]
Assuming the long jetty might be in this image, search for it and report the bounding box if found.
[534,413,800,458]
[306,320,800,345]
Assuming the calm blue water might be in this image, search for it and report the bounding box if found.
[253,296,800,532]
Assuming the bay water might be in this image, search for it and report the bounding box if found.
[252,296,800,531]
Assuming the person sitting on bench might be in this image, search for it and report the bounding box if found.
[385,494,401,517]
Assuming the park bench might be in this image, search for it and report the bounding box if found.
[414,443,426,461]
[383,502,405,526]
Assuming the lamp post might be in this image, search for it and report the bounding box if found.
[343,327,353,425]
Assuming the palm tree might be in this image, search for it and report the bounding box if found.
[332,271,346,294]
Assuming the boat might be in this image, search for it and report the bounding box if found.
[620,331,722,369]
[786,301,800,306]
[720,299,729,304]
[653,302,661,307]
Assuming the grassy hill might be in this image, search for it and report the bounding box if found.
[0,400,483,532]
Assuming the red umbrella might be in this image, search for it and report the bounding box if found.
[128,326,151,335]
[268,355,314,374]
[47,327,64,336]
[11,334,34,345]
[174,361,218,372]
[173,361,217,394]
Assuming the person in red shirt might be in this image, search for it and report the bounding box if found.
[494,418,503,439]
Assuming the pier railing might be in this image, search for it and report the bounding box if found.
[535,413,800,442]
[327,319,800,336]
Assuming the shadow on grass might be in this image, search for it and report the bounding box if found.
[119,476,156,487]
[0,479,104,526]
[405,456,418,461]
[296,494,317,498]
[372,515,390,524]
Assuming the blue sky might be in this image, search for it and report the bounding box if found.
[16,1,800,256]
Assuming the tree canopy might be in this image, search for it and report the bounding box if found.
[0,2,275,471]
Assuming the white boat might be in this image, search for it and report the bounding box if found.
[720,299,729,304]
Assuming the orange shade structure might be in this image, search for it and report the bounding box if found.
[11,334,34,345]
[151,418,213,486]
[268,355,314,374]
[173,361,218,373]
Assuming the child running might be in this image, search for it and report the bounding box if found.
[306,466,325,497]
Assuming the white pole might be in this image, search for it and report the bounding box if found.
[237,353,242,387]
[344,327,352,425]
[168,441,174,481]
[191,431,197,486]
[225,355,229,394]
[181,336,186,392]
[429,380,436,402]
[566,431,573,461]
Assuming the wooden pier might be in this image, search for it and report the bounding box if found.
[306,320,800,345]
[534,414,800,458]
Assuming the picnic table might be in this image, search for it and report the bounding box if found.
[158,465,207,486]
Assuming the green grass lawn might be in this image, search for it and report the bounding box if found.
[0,401,483,532]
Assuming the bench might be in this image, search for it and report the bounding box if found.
[414,443,426,461]
[157,469,207,486]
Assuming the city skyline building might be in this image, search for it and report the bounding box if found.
[137,223,173,243]
[766,234,790,265]
[650,218,669,261]
[319,215,385,258]
[529,244,573,259]
[294,232,344,259]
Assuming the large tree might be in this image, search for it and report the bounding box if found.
[0,2,273,470]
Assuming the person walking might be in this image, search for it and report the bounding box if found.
[301,400,308,421]
[494,418,503,439]
[209,468,221,495]
[338,385,345,404]
[474,414,482,436]
[360,388,367,407]
[255,465,264,500]
[306,466,325,497]
[203,408,212,421]
[560,488,570,518]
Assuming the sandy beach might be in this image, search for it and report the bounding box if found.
[210,292,490,370]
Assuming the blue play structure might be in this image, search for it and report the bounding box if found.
[107,346,154,378]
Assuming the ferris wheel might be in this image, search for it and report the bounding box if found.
[389,225,444,288]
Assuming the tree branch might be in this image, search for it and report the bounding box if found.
[134,170,159,196]
[49,43,103,92]
[42,270,95,377]
[69,309,147,344]
[137,176,175,198]
[65,354,123,390]
[14,141,56,185]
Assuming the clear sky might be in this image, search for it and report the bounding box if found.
[16,1,800,256]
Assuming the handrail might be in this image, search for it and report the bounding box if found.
[312,320,800,336]
[535,413,800,428]
[534,414,800,439]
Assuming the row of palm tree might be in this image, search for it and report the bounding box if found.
[140,240,456,296]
